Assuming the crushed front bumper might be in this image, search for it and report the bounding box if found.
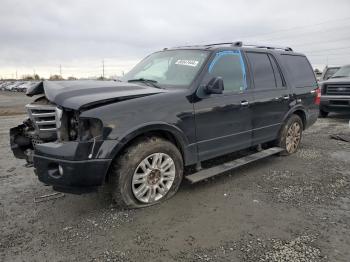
[34,154,111,193]
[10,124,33,161]
[10,124,116,193]
[33,142,114,194]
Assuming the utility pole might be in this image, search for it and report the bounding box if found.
[15,70,17,80]
[102,59,105,79]
[59,64,62,77]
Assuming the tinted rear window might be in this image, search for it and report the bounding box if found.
[281,55,316,88]
[268,54,284,87]
[247,52,276,90]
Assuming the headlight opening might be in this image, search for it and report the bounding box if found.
[79,118,103,141]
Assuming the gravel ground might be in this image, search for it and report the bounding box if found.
[0,92,349,262]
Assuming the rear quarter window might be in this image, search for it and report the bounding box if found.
[281,55,316,88]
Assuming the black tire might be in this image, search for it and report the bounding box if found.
[319,108,329,118]
[276,114,303,156]
[110,136,183,209]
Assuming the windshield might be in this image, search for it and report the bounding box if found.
[331,65,350,78]
[122,50,209,87]
[324,67,339,79]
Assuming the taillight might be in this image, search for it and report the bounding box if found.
[314,87,321,105]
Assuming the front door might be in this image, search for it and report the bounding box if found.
[193,50,253,161]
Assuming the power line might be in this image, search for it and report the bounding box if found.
[291,36,350,48]
[261,25,350,41]
[302,46,350,54]
[308,52,350,57]
[242,16,350,39]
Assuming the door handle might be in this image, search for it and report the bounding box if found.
[241,101,249,107]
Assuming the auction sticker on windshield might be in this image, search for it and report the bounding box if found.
[175,60,199,67]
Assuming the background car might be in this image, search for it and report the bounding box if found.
[319,64,350,117]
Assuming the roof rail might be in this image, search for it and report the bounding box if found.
[240,43,293,51]
[202,41,293,51]
[169,41,293,51]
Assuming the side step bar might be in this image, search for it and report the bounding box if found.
[185,147,284,184]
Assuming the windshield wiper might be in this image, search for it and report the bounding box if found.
[127,78,164,89]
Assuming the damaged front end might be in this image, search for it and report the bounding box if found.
[9,80,157,192]
[10,96,61,164]
[10,92,112,193]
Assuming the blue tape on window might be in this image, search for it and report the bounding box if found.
[208,50,247,91]
[238,50,247,90]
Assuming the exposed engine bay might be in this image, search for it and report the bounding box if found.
[10,96,60,163]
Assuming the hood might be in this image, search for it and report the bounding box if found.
[26,80,167,110]
[322,77,350,85]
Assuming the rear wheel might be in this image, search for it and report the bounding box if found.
[110,137,183,208]
[277,114,303,155]
[319,108,329,118]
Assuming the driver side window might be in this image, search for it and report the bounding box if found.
[207,51,246,93]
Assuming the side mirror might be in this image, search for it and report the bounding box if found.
[204,77,224,94]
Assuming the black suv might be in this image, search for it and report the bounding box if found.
[319,64,350,117]
[10,42,319,208]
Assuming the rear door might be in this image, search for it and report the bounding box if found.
[245,51,291,144]
[194,50,253,161]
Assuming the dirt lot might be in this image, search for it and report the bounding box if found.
[0,92,349,262]
[0,91,33,116]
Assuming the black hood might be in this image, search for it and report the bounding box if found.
[26,80,167,110]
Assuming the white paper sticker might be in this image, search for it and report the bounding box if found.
[175,60,199,67]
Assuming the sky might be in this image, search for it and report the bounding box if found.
[1,0,350,79]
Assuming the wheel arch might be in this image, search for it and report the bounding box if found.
[109,122,192,167]
[283,106,307,130]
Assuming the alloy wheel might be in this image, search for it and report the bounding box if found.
[286,122,301,153]
[132,153,176,203]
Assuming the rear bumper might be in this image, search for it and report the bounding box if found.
[34,154,112,193]
[320,95,350,112]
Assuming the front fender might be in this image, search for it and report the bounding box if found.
[104,122,197,166]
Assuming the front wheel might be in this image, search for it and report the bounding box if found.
[319,108,329,118]
[277,115,303,155]
[110,137,183,208]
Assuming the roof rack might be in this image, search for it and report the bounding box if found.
[237,42,293,52]
[171,41,293,51]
